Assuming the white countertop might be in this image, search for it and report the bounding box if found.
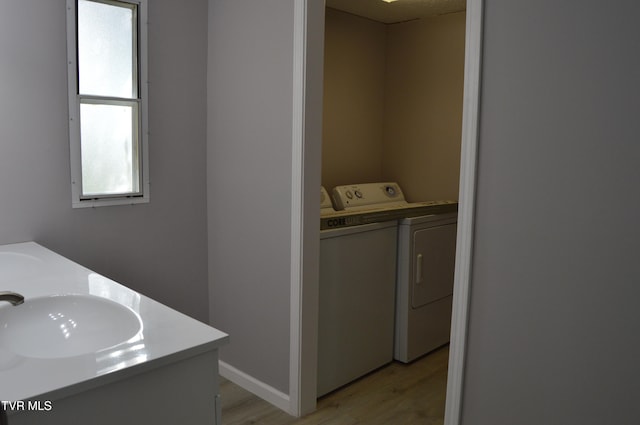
[0,242,228,402]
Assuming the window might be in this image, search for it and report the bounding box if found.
[67,0,148,207]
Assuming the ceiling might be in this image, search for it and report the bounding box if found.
[325,0,466,24]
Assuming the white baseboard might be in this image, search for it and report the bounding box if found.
[219,360,292,414]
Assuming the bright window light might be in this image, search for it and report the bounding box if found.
[67,0,149,208]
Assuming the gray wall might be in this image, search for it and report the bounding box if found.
[461,1,640,423]
[0,0,210,322]
[207,0,295,394]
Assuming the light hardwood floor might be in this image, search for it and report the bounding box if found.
[220,345,448,425]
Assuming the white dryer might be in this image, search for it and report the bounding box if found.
[394,212,458,363]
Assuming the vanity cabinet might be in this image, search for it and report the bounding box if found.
[7,351,222,425]
[0,242,229,425]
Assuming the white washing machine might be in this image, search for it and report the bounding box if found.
[394,212,458,363]
[317,184,399,397]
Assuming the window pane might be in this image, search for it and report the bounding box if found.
[78,0,135,98]
[80,103,139,196]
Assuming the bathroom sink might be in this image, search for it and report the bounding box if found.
[0,294,141,359]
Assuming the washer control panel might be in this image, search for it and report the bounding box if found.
[331,182,407,211]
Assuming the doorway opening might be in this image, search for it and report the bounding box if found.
[291,1,483,422]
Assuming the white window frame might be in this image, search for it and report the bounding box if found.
[66,0,149,208]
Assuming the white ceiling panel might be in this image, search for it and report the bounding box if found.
[326,0,466,24]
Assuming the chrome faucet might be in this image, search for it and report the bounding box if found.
[0,292,24,306]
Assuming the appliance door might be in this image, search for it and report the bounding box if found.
[411,222,457,309]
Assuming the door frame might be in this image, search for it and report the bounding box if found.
[289,0,484,421]
[443,1,483,423]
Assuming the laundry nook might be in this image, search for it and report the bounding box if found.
[318,183,458,395]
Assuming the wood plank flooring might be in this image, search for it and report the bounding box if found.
[220,345,449,425]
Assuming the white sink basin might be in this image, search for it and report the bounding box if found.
[0,294,141,359]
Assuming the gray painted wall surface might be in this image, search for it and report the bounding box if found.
[207,0,295,394]
[0,0,210,322]
[461,1,640,423]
